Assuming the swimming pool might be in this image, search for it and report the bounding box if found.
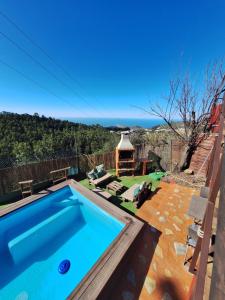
[0,180,143,299]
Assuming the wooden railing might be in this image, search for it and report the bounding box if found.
[189,91,225,300]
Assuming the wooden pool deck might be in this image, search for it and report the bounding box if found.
[109,181,197,300]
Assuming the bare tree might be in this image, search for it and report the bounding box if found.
[143,64,225,170]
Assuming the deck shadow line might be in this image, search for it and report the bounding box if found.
[104,222,162,300]
[157,277,184,300]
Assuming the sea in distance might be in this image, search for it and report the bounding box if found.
[63,117,165,129]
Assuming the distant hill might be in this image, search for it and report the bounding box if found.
[0,112,119,163]
[105,125,130,132]
[151,121,183,131]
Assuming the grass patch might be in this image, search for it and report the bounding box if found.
[120,201,137,214]
[79,178,92,190]
[118,174,150,188]
[0,204,8,210]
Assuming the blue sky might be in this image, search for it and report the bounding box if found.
[0,0,225,118]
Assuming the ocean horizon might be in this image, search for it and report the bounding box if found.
[62,117,165,128]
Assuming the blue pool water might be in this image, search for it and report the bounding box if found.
[0,186,125,300]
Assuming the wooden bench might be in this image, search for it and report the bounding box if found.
[50,167,70,185]
[89,173,112,187]
[120,184,140,202]
[18,180,34,198]
[120,182,151,205]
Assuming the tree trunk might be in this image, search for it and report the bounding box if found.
[179,144,196,171]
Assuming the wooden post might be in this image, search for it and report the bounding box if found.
[206,135,217,186]
[142,161,146,176]
[191,93,225,300]
[209,112,225,300]
[189,236,202,274]
[192,169,221,299]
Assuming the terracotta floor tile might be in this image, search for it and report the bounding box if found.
[109,182,197,300]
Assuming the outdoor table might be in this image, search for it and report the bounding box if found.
[139,158,153,175]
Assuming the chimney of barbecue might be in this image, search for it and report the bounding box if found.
[116,133,135,176]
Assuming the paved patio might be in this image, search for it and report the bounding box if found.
[109,181,197,300]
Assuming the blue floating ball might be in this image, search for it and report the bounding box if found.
[58,259,70,274]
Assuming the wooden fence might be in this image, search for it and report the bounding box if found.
[0,142,185,197]
[0,151,116,197]
[135,140,185,171]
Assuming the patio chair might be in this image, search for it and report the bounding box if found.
[120,181,151,205]
[87,164,113,187]
[120,183,140,202]
[136,183,151,208]
[89,173,112,187]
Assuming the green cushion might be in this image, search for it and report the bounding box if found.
[133,185,140,198]
[96,164,104,172]
[139,181,146,191]
[87,169,97,180]
[98,170,106,178]
[96,164,105,178]
[94,170,100,178]
[151,185,157,192]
